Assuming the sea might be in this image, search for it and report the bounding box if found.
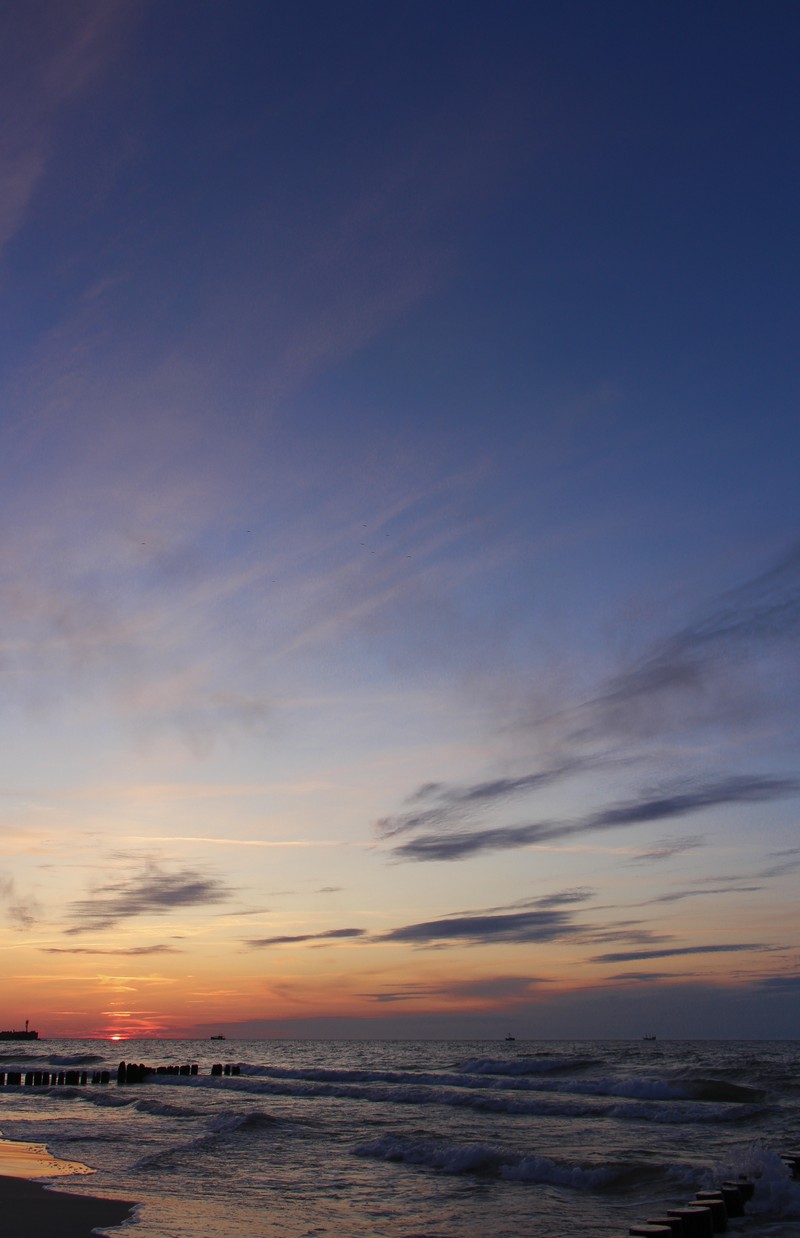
[0,1038,799,1238]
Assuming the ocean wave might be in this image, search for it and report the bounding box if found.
[134,1099,201,1118]
[189,1071,608,1117]
[206,1110,276,1135]
[189,1069,768,1125]
[458,1064,766,1105]
[46,1053,105,1066]
[681,1078,766,1103]
[608,1100,767,1124]
[238,1063,764,1106]
[81,1090,138,1108]
[459,1056,596,1076]
[354,1134,615,1189]
[238,1062,628,1098]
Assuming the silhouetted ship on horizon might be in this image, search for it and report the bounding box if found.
[0,1020,38,1040]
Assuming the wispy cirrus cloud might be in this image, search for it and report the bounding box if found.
[0,1,140,256]
[566,540,800,746]
[388,774,798,863]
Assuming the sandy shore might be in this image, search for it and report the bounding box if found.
[0,1138,137,1237]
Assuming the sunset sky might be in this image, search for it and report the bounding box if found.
[1,0,799,1040]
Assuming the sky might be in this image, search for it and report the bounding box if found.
[1,0,799,1041]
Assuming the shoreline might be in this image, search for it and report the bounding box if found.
[0,1138,137,1237]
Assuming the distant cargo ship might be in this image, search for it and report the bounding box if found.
[0,1020,38,1040]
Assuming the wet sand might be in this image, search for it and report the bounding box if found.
[0,1138,137,1237]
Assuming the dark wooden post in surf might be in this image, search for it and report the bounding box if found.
[782,1150,800,1177]
[667,1205,713,1237]
[694,1193,727,1231]
[723,1178,752,1208]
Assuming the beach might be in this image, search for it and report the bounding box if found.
[0,1137,136,1238]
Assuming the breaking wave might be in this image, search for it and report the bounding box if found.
[354,1134,618,1189]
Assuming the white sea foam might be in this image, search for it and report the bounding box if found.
[706,1142,800,1217]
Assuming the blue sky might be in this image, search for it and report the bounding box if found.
[0,0,799,1039]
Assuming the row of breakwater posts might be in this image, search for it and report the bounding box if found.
[613,1152,800,1237]
[115,1061,241,1083]
[0,1061,241,1087]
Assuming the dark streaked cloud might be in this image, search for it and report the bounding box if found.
[755,848,800,880]
[376,756,598,838]
[245,927,365,948]
[381,908,580,947]
[390,775,798,863]
[605,971,678,982]
[359,986,433,1003]
[65,862,232,933]
[377,546,800,877]
[377,886,612,949]
[359,975,549,1003]
[650,885,763,904]
[628,835,704,864]
[575,922,670,947]
[753,973,800,991]
[41,944,180,955]
[0,874,40,929]
[246,890,604,951]
[8,899,39,929]
[590,943,767,964]
[454,888,595,917]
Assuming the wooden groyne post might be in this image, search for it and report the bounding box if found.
[0,1062,242,1086]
